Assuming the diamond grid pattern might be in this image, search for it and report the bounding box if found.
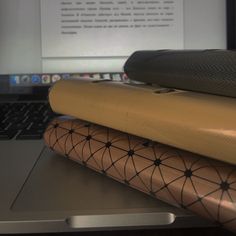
[44,117,236,233]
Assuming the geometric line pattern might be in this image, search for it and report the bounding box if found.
[44,117,236,233]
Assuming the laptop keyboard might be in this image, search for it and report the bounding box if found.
[0,102,58,140]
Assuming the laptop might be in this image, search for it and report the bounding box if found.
[0,0,231,234]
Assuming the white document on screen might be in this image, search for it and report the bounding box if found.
[41,0,184,58]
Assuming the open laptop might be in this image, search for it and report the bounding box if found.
[0,0,231,234]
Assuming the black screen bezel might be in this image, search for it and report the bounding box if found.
[227,0,236,49]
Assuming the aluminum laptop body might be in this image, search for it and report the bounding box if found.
[0,0,230,233]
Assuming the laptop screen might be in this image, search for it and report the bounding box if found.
[0,0,229,93]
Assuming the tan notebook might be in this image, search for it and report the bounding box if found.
[44,117,236,233]
[49,78,236,165]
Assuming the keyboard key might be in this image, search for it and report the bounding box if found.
[0,122,11,130]
[7,123,30,131]
[16,130,44,140]
[0,130,17,140]
[29,123,47,130]
[26,116,42,123]
[5,116,25,124]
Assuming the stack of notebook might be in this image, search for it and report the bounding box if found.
[43,50,236,233]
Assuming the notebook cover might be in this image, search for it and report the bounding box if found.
[124,50,236,98]
[49,79,236,165]
[44,117,236,233]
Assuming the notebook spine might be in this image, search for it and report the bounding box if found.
[48,79,236,165]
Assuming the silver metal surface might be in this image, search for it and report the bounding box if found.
[67,212,176,229]
[0,140,45,212]
[12,148,171,212]
[0,142,214,233]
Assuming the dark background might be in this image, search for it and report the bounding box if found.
[227,0,236,49]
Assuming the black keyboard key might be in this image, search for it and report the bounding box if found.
[29,123,47,130]
[27,104,44,112]
[5,116,25,124]
[0,122,11,130]
[0,108,8,114]
[7,123,30,131]
[42,116,51,124]
[26,116,42,123]
[0,117,6,123]
[0,130,17,140]
[16,129,44,140]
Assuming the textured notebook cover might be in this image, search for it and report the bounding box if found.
[44,117,236,233]
[49,78,236,165]
[124,50,236,98]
